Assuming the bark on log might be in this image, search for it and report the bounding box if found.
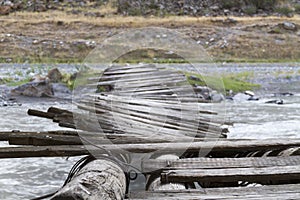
[51,159,127,200]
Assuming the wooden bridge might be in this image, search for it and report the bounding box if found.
[1,64,300,199]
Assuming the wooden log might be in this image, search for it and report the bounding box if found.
[51,159,127,200]
[0,146,89,158]
[8,133,83,146]
[146,155,186,192]
[142,156,300,173]
[27,109,55,119]
[1,139,300,158]
[47,107,73,115]
[161,165,300,184]
[130,184,300,200]
[0,130,78,141]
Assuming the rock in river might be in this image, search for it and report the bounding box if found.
[11,81,54,97]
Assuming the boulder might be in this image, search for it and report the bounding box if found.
[273,92,294,97]
[233,92,259,101]
[265,99,284,105]
[193,86,212,100]
[47,68,62,83]
[11,81,54,97]
[210,91,225,102]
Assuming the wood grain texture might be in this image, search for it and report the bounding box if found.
[129,184,300,200]
[51,159,126,200]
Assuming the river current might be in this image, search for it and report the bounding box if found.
[0,64,299,199]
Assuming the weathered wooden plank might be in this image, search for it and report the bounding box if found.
[47,107,73,115]
[8,133,83,146]
[0,146,89,158]
[143,156,300,172]
[146,155,186,192]
[1,139,300,158]
[90,94,217,115]
[103,67,158,75]
[103,64,164,72]
[79,139,300,154]
[0,131,78,141]
[129,184,300,199]
[94,73,184,86]
[161,165,300,183]
[51,159,126,200]
[27,109,55,119]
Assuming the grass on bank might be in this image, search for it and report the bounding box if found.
[185,71,260,93]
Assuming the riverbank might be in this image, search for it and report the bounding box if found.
[0,10,300,63]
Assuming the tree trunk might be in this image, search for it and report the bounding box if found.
[51,159,127,200]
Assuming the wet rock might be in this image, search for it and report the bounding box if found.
[30,74,47,82]
[11,81,54,97]
[47,68,62,83]
[233,93,249,101]
[265,99,284,105]
[244,90,255,96]
[0,86,21,106]
[248,96,260,101]
[233,92,259,101]
[188,75,201,82]
[52,83,71,94]
[210,90,225,102]
[273,92,294,97]
[193,86,212,100]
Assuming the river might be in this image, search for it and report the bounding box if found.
[0,63,299,199]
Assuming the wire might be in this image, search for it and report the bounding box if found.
[31,155,95,200]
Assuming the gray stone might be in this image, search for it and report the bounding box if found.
[189,75,202,82]
[265,99,284,105]
[210,5,219,11]
[283,22,297,31]
[233,93,252,101]
[210,91,225,102]
[11,81,54,97]
[47,68,62,83]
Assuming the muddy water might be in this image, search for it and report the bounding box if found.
[0,64,299,199]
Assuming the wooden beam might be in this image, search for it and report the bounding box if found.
[1,139,300,158]
[0,146,89,158]
[142,156,300,173]
[129,184,300,199]
[51,159,126,200]
[146,155,186,191]
[161,165,300,183]
[0,130,78,141]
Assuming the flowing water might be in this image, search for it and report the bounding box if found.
[0,64,299,199]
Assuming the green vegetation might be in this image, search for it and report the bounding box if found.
[185,71,260,93]
[245,0,278,10]
[0,77,13,85]
[243,5,258,15]
[67,68,103,90]
[7,77,31,87]
[295,4,300,14]
[275,6,294,16]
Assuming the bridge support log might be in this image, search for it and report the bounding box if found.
[146,155,186,191]
[51,158,127,200]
